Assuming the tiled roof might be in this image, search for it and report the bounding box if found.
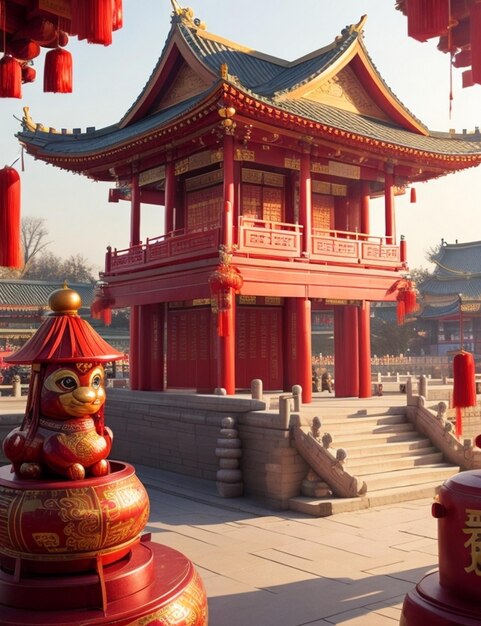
[178,21,354,97]
[420,276,481,298]
[0,280,95,308]
[18,90,212,155]
[17,16,481,160]
[431,241,481,276]
[418,301,461,319]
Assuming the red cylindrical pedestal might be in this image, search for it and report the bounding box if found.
[0,540,208,625]
[401,470,481,625]
[0,462,208,625]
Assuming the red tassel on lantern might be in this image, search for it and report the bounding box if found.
[0,167,22,268]
[410,187,416,203]
[453,350,476,437]
[406,0,450,42]
[102,308,112,326]
[0,55,22,98]
[71,0,114,45]
[44,48,73,93]
[112,0,123,31]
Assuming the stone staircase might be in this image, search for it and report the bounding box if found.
[289,404,459,517]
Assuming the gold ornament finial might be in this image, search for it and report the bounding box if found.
[48,285,82,315]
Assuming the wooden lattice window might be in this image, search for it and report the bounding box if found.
[186,186,222,232]
[241,169,285,223]
[312,193,334,231]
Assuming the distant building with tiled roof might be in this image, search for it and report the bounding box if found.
[418,240,481,359]
[0,280,128,356]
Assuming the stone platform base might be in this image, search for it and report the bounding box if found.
[0,539,208,625]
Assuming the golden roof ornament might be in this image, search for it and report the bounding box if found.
[170,0,206,29]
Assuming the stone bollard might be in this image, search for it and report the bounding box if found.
[12,375,21,398]
[215,416,243,498]
[251,379,263,400]
[292,385,302,412]
[279,394,292,429]
[419,375,427,399]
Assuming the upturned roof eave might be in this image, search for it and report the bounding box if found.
[17,85,223,172]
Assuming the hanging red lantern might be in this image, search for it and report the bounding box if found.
[387,278,417,325]
[0,166,22,269]
[406,0,450,42]
[0,55,22,98]
[44,47,73,93]
[209,249,243,336]
[91,294,113,326]
[21,65,36,84]
[71,0,114,45]
[470,3,481,84]
[112,0,123,31]
[452,350,476,437]
[7,39,41,61]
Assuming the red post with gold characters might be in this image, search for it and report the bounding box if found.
[0,286,208,625]
[401,470,481,625]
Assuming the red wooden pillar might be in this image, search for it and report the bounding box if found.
[284,298,297,391]
[215,130,236,395]
[224,133,235,210]
[138,304,151,391]
[361,181,370,235]
[299,149,312,256]
[130,173,141,247]
[129,304,140,390]
[165,160,175,235]
[217,295,235,394]
[344,305,359,397]
[297,297,312,403]
[333,307,345,397]
[384,169,396,245]
[358,301,372,398]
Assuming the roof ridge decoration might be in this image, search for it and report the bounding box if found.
[170,0,206,30]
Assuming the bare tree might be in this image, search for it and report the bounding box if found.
[24,251,97,283]
[21,216,50,267]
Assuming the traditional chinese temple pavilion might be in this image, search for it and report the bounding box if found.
[16,3,481,401]
[417,240,481,359]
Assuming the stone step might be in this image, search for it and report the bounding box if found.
[288,480,448,517]
[359,464,457,491]
[321,413,408,429]
[324,420,414,436]
[329,430,420,447]
[345,451,444,474]
[342,438,435,458]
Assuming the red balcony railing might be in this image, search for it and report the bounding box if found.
[104,221,404,274]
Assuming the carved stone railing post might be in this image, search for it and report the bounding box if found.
[251,379,263,400]
[279,394,292,429]
[419,374,427,399]
[292,385,302,412]
[215,416,243,497]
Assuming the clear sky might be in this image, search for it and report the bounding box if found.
[1,0,481,275]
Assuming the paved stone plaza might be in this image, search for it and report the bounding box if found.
[141,465,437,626]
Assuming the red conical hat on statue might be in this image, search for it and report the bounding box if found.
[6,285,124,364]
